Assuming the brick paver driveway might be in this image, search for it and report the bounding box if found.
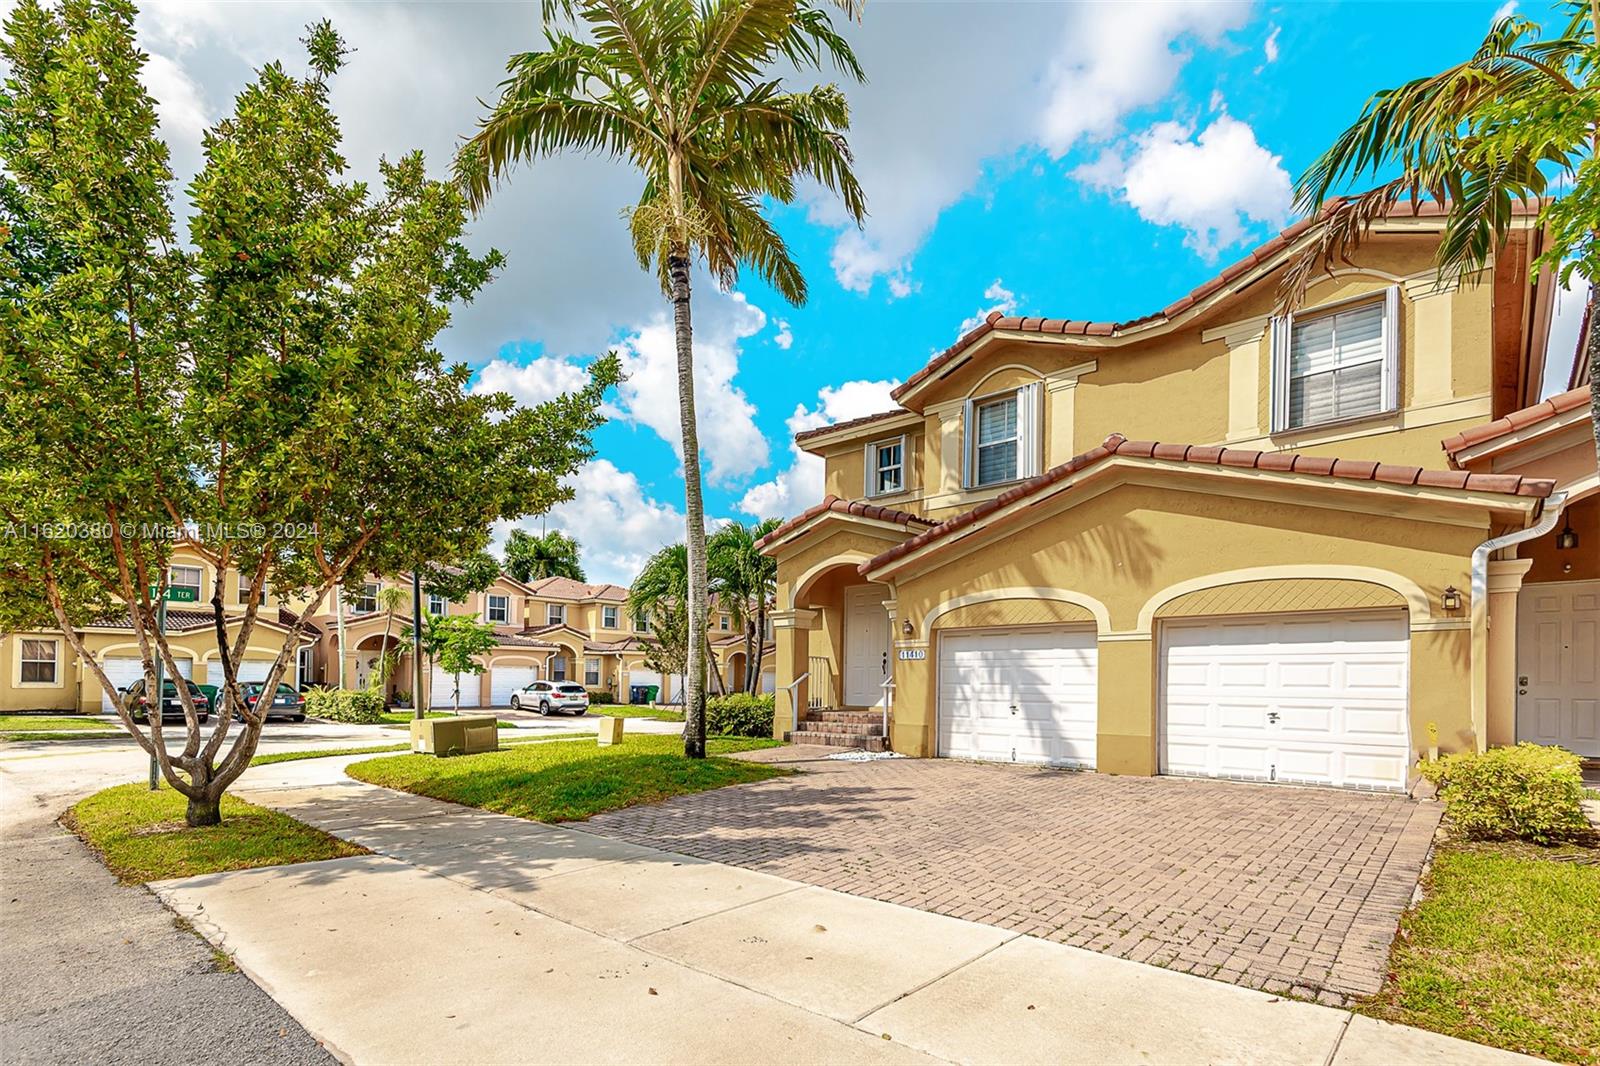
[584,748,1441,1002]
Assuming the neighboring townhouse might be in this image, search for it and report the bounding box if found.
[311,572,773,709]
[0,543,321,714]
[758,203,1597,791]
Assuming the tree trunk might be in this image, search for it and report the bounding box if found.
[752,603,768,693]
[1587,285,1600,466]
[186,790,222,827]
[669,250,709,759]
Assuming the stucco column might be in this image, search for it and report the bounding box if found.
[1096,635,1157,775]
[771,609,817,739]
[1486,558,1534,749]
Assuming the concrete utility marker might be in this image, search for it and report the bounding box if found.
[146,758,1540,1066]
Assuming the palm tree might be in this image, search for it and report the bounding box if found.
[458,0,866,758]
[708,518,780,692]
[629,541,729,702]
[505,528,585,583]
[375,585,409,695]
[1286,7,1598,463]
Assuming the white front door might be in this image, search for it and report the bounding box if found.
[1160,610,1411,791]
[1517,579,1600,757]
[492,665,539,706]
[938,627,1098,767]
[843,584,891,707]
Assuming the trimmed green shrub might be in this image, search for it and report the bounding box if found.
[707,692,774,738]
[303,687,386,725]
[1418,743,1590,844]
[588,689,616,705]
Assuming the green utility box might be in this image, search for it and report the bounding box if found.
[410,715,499,756]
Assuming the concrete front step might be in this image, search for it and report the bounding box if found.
[801,709,884,727]
[797,718,881,736]
[784,730,887,752]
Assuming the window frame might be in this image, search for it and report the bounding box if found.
[863,435,907,498]
[585,657,601,686]
[633,614,649,634]
[963,381,1042,489]
[18,637,59,685]
[426,593,448,617]
[236,569,266,605]
[353,581,379,615]
[1270,287,1400,434]
[551,655,567,682]
[547,603,566,627]
[603,605,619,629]
[169,564,203,602]
[486,593,510,624]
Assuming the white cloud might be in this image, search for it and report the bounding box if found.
[1491,1,1517,25]
[1073,114,1291,261]
[773,320,794,350]
[471,352,594,410]
[141,50,210,143]
[499,460,688,587]
[956,279,1019,337]
[1262,24,1281,65]
[739,379,900,520]
[1039,1,1252,158]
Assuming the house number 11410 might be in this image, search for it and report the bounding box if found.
[897,649,927,661]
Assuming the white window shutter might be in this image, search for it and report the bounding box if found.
[862,442,872,498]
[1017,381,1042,478]
[1383,284,1401,413]
[1269,314,1291,433]
[962,398,974,487]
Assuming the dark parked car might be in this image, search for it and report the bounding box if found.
[122,678,211,724]
[230,682,307,722]
[508,681,590,716]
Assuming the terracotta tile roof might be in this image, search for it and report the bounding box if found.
[526,576,630,603]
[793,409,913,444]
[278,606,321,637]
[862,433,1558,576]
[892,199,1541,405]
[87,606,318,637]
[585,637,650,653]
[492,627,557,649]
[1440,386,1593,460]
[755,495,936,552]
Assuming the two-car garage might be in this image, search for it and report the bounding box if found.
[935,609,1411,792]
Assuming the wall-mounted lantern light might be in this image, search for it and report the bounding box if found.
[1441,585,1463,612]
[902,618,915,637]
[1556,521,1579,552]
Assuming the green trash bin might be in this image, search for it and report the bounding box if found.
[645,684,659,704]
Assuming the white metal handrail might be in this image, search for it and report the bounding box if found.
[780,671,810,736]
[874,676,895,749]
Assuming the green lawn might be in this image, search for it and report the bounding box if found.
[596,705,685,722]
[249,743,410,766]
[0,715,116,732]
[377,711,517,729]
[346,733,783,822]
[64,782,366,884]
[1358,839,1600,1064]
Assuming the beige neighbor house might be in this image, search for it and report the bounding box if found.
[757,203,1597,792]
[0,543,321,715]
[314,572,771,710]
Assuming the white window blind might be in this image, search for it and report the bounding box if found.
[965,381,1041,488]
[1272,289,1398,432]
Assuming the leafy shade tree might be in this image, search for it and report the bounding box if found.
[419,550,502,604]
[1286,5,1598,462]
[504,528,584,583]
[458,0,867,757]
[431,615,499,713]
[708,518,780,692]
[0,2,617,826]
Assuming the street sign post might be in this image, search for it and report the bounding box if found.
[144,585,197,789]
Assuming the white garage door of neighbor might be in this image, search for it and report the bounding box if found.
[236,660,273,684]
[100,656,193,712]
[1161,610,1410,791]
[430,663,480,707]
[491,665,539,706]
[938,628,1097,768]
[628,669,663,699]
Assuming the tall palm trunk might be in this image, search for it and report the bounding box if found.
[751,601,768,693]
[670,249,709,759]
[1587,286,1600,465]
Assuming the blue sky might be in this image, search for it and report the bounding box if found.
[117,0,1580,583]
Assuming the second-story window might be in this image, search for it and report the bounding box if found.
[427,593,447,616]
[633,613,649,634]
[486,593,509,624]
[866,437,904,496]
[1273,288,1398,432]
[720,614,730,631]
[547,603,566,626]
[353,582,379,614]
[169,565,203,602]
[965,382,1041,489]
[603,605,618,629]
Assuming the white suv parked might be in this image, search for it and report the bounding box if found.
[508,681,590,716]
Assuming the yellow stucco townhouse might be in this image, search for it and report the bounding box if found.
[759,203,1597,793]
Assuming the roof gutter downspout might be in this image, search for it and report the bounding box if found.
[1469,490,1568,751]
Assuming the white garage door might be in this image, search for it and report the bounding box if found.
[627,669,662,701]
[938,628,1097,768]
[491,665,539,706]
[430,663,480,707]
[1161,610,1410,791]
[100,656,192,712]
[236,660,273,684]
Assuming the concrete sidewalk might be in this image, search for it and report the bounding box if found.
[150,758,1539,1066]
